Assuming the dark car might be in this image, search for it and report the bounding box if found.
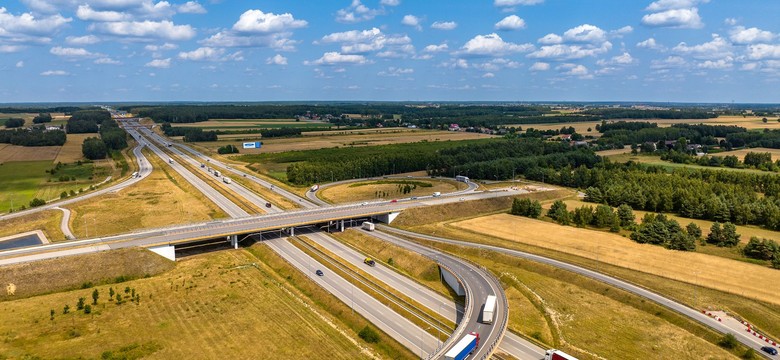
[315,270,324,276]
[265,202,272,208]
[762,346,778,356]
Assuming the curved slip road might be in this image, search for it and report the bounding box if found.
[306,176,479,206]
[0,143,151,222]
[308,230,545,360]
[381,226,777,359]
[53,207,75,240]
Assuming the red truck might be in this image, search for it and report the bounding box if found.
[545,349,578,360]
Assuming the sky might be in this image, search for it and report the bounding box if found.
[0,0,779,103]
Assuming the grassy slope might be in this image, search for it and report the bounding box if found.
[0,161,50,212]
[0,210,64,241]
[0,250,377,360]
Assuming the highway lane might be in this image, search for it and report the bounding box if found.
[131,125,280,214]
[364,229,508,360]
[126,127,249,219]
[308,230,545,360]
[125,120,317,210]
[381,226,777,359]
[265,237,440,358]
[0,143,151,222]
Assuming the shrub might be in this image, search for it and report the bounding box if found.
[84,304,92,314]
[358,326,380,343]
[718,333,738,349]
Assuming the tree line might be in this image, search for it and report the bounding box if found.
[82,118,128,160]
[0,128,66,146]
[160,123,218,142]
[66,110,111,134]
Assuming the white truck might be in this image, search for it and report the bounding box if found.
[168,158,173,164]
[482,295,496,324]
[361,221,375,231]
[432,192,441,197]
[223,177,232,184]
[214,170,221,177]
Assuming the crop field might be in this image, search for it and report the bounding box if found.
[0,161,52,213]
[0,250,377,360]
[451,213,780,305]
[714,147,780,161]
[318,179,467,203]
[604,153,770,174]
[172,119,331,130]
[546,199,780,246]
[513,115,780,136]
[67,149,227,238]
[0,145,60,162]
[193,129,495,155]
[54,133,91,163]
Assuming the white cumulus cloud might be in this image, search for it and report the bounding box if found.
[40,70,69,76]
[642,8,704,29]
[401,14,422,31]
[90,20,195,41]
[529,62,550,71]
[50,46,100,59]
[232,9,307,33]
[177,1,206,14]
[494,0,544,7]
[729,26,774,45]
[423,43,448,52]
[495,15,526,31]
[458,33,534,57]
[637,37,663,50]
[66,35,100,45]
[431,21,457,30]
[306,51,369,65]
[336,0,382,23]
[145,58,171,68]
[266,54,288,65]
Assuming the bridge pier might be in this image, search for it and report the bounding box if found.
[289,227,294,236]
[340,220,344,232]
[227,234,238,249]
[148,245,176,261]
[373,211,401,224]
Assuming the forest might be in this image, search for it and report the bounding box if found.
[66,110,111,134]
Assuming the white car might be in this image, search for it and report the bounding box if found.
[459,197,465,201]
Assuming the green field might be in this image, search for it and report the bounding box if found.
[0,161,101,212]
[197,123,333,130]
[0,161,51,212]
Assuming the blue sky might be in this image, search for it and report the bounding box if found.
[1,0,779,103]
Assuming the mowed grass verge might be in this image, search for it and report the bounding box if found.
[67,149,227,238]
[0,250,378,360]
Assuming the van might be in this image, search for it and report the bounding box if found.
[432,192,441,197]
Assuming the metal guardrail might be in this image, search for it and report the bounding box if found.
[377,226,509,360]
[425,260,472,360]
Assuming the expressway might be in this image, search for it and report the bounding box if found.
[381,226,779,359]
[125,127,247,218]
[307,230,544,359]
[0,143,151,223]
[266,237,440,357]
[124,119,317,210]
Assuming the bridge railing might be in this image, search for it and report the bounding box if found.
[424,260,473,360]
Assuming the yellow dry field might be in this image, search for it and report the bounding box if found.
[67,149,227,238]
[0,145,59,162]
[550,199,780,244]
[715,147,780,161]
[319,179,467,203]
[0,210,64,242]
[451,213,780,305]
[174,119,301,127]
[197,130,495,154]
[595,148,632,156]
[54,133,91,163]
[511,121,603,135]
[0,250,373,360]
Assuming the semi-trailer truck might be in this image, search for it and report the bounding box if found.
[544,349,578,360]
[482,295,496,324]
[361,221,375,231]
[444,332,479,360]
[455,175,470,183]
